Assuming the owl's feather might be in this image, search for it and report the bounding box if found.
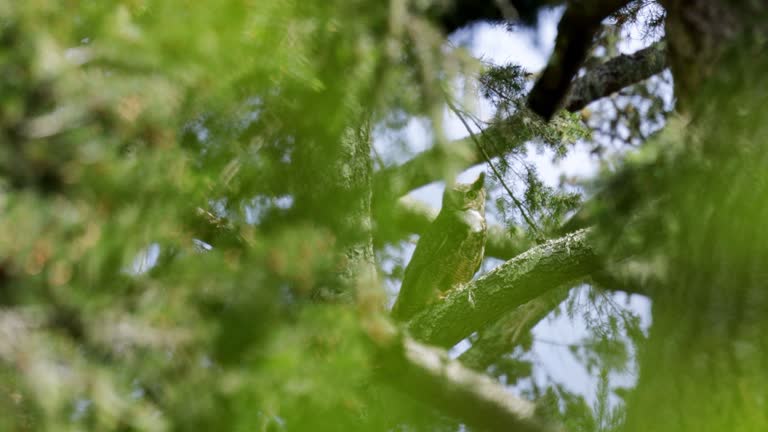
[391,174,487,321]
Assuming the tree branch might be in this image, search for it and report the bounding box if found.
[406,229,599,348]
[458,285,572,370]
[527,0,632,119]
[373,40,667,199]
[376,334,561,432]
[564,41,667,112]
[454,266,654,373]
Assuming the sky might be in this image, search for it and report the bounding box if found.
[373,7,655,407]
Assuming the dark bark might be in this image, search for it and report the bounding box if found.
[659,0,756,111]
[527,0,631,120]
[432,0,506,34]
[431,0,562,34]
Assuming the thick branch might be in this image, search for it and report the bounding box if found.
[459,285,572,370]
[527,0,632,119]
[564,41,668,112]
[406,229,598,348]
[457,265,653,370]
[376,334,560,432]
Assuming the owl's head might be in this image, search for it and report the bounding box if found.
[443,172,486,211]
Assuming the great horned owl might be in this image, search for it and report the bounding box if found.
[391,172,487,321]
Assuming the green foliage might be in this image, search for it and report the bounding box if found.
[0,1,391,430]
[0,1,657,431]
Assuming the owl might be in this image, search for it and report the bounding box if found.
[391,172,487,321]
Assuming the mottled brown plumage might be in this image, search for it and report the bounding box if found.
[391,172,487,321]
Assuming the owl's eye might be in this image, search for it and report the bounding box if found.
[466,190,478,200]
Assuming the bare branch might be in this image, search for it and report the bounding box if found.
[406,229,598,348]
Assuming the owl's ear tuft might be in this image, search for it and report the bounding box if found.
[471,172,485,190]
